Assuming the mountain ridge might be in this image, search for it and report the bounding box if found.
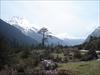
[0,19,38,46]
[85,26,100,42]
[5,17,65,46]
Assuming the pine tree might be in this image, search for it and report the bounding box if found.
[38,27,52,48]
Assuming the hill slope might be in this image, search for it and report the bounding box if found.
[6,17,65,46]
[0,19,38,47]
[82,26,100,50]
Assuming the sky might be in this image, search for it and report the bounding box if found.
[0,0,100,39]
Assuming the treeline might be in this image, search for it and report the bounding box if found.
[0,36,38,70]
[84,36,100,50]
[75,36,100,50]
[0,35,99,75]
[0,35,65,71]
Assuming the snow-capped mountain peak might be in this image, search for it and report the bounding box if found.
[6,16,38,32]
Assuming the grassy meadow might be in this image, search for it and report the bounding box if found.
[58,60,100,75]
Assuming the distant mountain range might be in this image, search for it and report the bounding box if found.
[63,38,85,46]
[6,17,86,46]
[61,26,100,46]
[1,17,99,47]
[6,17,64,46]
[0,17,64,46]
